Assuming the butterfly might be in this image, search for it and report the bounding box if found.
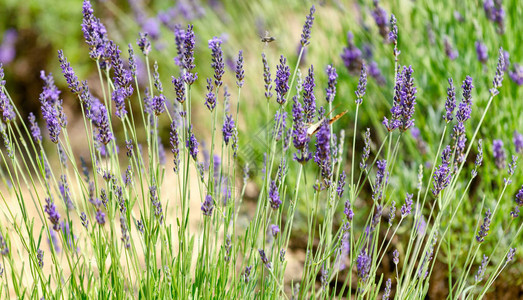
[306,110,348,137]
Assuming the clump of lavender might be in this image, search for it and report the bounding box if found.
[275,55,291,105]
[493,139,506,169]
[300,5,316,46]
[341,32,363,73]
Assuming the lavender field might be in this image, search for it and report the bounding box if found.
[0,0,522,298]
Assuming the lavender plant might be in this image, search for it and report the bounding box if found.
[0,1,521,299]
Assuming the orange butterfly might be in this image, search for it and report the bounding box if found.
[306,110,348,137]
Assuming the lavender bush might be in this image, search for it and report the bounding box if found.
[0,0,521,299]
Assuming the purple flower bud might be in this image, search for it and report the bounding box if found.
[149,186,163,223]
[262,53,272,100]
[383,278,392,300]
[201,194,214,217]
[476,209,492,243]
[275,55,291,105]
[344,199,354,221]
[432,163,451,197]
[509,64,523,85]
[269,180,281,209]
[355,63,367,104]
[444,78,456,122]
[507,248,516,262]
[258,249,271,269]
[0,233,9,256]
[300,5,316,46]
[0,65,15,123]
[120,215,130,249]
[137,32,151,56]
[170,121,180,172]
[514,131,523,153]
[95,105,113,145]
[393,249,399,265]
[270,224,280,237]
[475,41,488,63]
[314,120,332,184]
[57,50,80,94]
[372,1,389,39]
[341,32,363,74]
[303,65,316,122]
[222,114,235,145]
[95,208,105,226]
[490,47,505,95]
[360,128,371,169]
[81,0,108,60]
[28,112,42,143]
[356,249,371,282]
[204,78,216,111]
[128,44,137,77]
[493,139,506,169]
[388,14,398,44]
[401,193,413,218]
[236,50,245,88]
[45,198,61,231]
[208,37,225,87]
[182,25,197,85]
[444,38,458,60]
[186,125,199,160]
[325,64,338,103]
[372,160,387,201]
[337,171,346,198]
[172,76,186,103]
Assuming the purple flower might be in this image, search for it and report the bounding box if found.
[28,112,42,143]
[45,198,61,231]
[325,64,337,103]
[137,32,151,56]
[472,140,484,178]
[483,0,505,34]
[303,65,316,123]
[401,193,413,218]
[356,249,371,282]
[432,163,451,197]
[372,160,387,201]
[341,32,363,73]
[0,29,17,64]
[170,121,180,172]
[95,209,105,225]
[398,66,417,131]
[444,38,458,60]
[186,125,199,160]
[0,233,9,256]
[476,208,492,243]
[269,180,281,209]
[204,78,216,111]
[388,14,398,44]
[444,78,456,122]
[270,224,280,237]
[371,205,383,228]
[300,5,316,46]
[40,99,62,144]
[57,50,80,94]
[475,41,488,64]
[128,44,137,77]
[507,248,516,262]
[258,249,271,269]
[0,66,14,123]
[337,171,346,198]
[151,95,165,116]
[275,55,291,105]
[355,63,367,104]
[514,131,523,153]
[383,278,391,300]
[344,200,354,221]
[493,139,506,169]
[262,53,272,99]
[172,76,186,103]
[95,105,113,145]
[292,97,311,163]
[509,64,523,85]
[208,37,225,87]
[372,1,389,39]
[490,47,506,95]
[222,114,235,145]
[201,194,214,217]
[149,186,163,223]
[236,50,245,87]
[120,215,130,249]
[81,0,108,60]
[515,186,523,206]
[393,249,399,265]
[314,120,332,184]
[182,25,197,85]
[360,128,371,169]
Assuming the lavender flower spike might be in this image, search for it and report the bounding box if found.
[236,50,245,88]
[182,25,197,85]
[490,47,505,95]
[476,209,492,243]
[401,193,413,218]
[208,37,225,87]
[137,32,151,56]
[28,112,42,142]
[58,50,80,94]
[0,65,15,122]
[493,139,506,169]
[325,64,337,103]
[275,55,291,105]
[514,131,523,153]
[475,41,488,64]
[201,194,214,217]
[303,65,316,122]
[44,198,61,231]
[268,180,282,209]
[300,5,316,46]
[187,125,199,160]
[222,114,235,145]
[262,53,273,100]
[355,63,367,104]
[444,78,456,122]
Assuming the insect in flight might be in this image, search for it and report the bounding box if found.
[260,31,276,45]
[306,110,348,137]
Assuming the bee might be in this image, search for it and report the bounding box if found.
[306,110,348,137]
[260,31,276,45]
